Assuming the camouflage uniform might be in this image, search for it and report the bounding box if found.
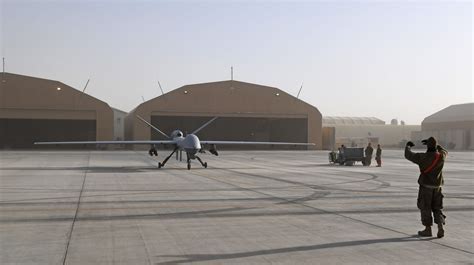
[364,143,374,166]
[405,139,447,232]
[375,145,382,167]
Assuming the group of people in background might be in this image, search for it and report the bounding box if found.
[335,143,382,167]
[364,142,382,167]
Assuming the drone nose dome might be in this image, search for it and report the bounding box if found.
[184,134,201,150]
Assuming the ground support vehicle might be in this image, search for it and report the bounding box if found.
[329,147,366,166]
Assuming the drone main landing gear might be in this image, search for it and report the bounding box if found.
[196,156,207,168]
[158,147,178,169]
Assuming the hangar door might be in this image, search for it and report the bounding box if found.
[0,119,96,149]
[151,115,308,150]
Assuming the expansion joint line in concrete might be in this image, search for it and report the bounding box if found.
[116,175,154,265]
[62,152,90,265]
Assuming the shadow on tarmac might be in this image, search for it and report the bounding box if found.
[154,236,430,264]
[0,166,156,173]
[2,206,473,224]
[0,166,254,173]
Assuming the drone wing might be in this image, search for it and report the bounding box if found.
[200,140,314,146]
[34,140,176,145]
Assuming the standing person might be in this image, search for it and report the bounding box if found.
[404,137,448,238]
[376,144,382,167]
[364,143,374,166]
[339,145,346,161]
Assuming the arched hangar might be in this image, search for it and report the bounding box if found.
[125,80,322,150]
[422,103,474,150]
[0,73,113,148]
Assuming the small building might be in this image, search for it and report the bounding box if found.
[0,73,113,149]
[323,116,385,126]
[322,116,420,149]
[112,108,127,141]
[422,103,474,150]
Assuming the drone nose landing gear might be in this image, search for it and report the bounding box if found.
[185,153,208,170]
[186,153,191,170]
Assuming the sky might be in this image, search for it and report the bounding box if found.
[1,0,472,125]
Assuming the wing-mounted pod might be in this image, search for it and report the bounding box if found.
[148,145,158,156]
[209,144,218,156]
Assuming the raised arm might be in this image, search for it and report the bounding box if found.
[404,141,421,165]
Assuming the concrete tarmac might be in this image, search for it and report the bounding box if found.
[0,150,473,264]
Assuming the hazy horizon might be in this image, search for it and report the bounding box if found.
[1,0,472,125]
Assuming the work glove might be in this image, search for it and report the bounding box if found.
[406,141,415,147]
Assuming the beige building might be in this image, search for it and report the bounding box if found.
[421,103,474,150]
[332,124,421,148]
[0,73,113,148]
[112,108,127,141]
[125,80,322,149]
[322,116,420,149]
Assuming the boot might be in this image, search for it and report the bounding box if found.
[418,226,432,237]
[437,224,444,238]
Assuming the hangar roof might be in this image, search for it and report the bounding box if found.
[0,72,111,110]
[0,72,114,141]
[323,116,385,125]
[128,80,321,117]
[423,103,474,124]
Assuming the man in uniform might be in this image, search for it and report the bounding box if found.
[405,137,447,238]
[364,142,374,166]
[339,145,346,162]
[376,144,382,167]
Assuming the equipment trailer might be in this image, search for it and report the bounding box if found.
[329,147,366,166]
